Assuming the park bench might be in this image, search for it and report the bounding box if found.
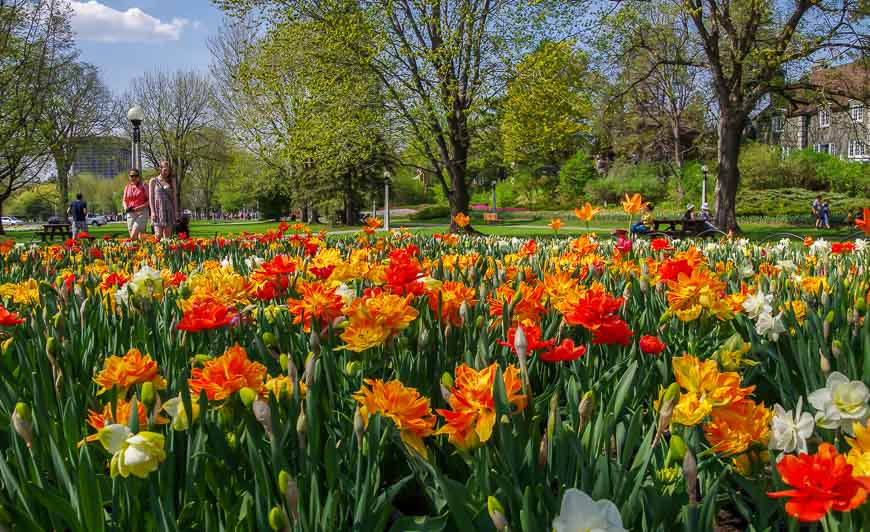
[651,219,716,238]
[483,212,500,224]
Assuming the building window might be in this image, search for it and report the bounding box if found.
[849,140,867,159]
[815,143,832,154]
[851,101,865,123]
[772,115,784,133]
[819,107,830,128]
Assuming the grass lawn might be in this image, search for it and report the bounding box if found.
[0,217,860,243]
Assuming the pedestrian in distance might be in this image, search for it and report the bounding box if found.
[67,192,87,238]
[123,168,149,240]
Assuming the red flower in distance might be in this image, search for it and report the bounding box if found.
[177,300,238,332]
[0,305,25,326]
[651,238,672,251]
[831,242,855,254]
[539,339,586,362]
[310,265,335,280]
[639,335,666,355]
[591,319,633,346]
[563,287,624,330]
[615,236,632,254]
[768,443,870,522]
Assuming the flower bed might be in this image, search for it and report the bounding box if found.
[1,215,870,530]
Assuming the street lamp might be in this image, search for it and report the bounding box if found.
[127,105,144,173]
[700,164,709,207]
[383,170,392,231]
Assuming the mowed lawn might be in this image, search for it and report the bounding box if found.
[0,216,859,243]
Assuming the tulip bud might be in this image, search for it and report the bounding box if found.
[262,332,278,348]
[303,353,317,389]
[475,315,484,330]
[821,290,829,307]
[547,392,558,439]
[194,354,211,364]
[513,325,527,359]
[683,448,698,506]
[12,402,33,448]
[487,496,508,531]
[268,506,285,531]
[820,350,831,374]
[2,337,13,355]
[239,387,258,409]
[459,301,469,324]
[297,410,308,448]
[52,312,62,330]
[537,433,548,470]
[345,360,361,377]
[353,407,365,448]
[639,277,649,293]
[46,336,59,356]
[140,382,156,409]
[285,475,299,521]
[823,320,830,340]
[856,297,867,313]
[510,289,523,307]
[309,329,320,356]
[578,391,594,434]
[832,340,843,358]
[666,434,687,465]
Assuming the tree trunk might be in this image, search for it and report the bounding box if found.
[55,154,70,220]
[446,109,473,234]
[0,202,4,235]
[343,171,358,225]
[672,120,683,171]
[714,111,744,232]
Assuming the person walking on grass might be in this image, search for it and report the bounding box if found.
[123,168,149,240]
[149,160,178,240]
[813,195,823,229]
[67,192,87,238]
[822,199,831,229]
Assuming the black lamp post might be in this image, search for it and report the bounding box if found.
[701,164,709,206]
[383,170,392,231]
[127,105,144,172]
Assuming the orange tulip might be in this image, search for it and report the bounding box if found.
[621,193,648,215]
[189,344,267,401]
[353,378,436,458]
[453,212,471,228]
[856,208,870,236]
[549,218,563,232]
[574,203,601,222]
[94,348,167,395]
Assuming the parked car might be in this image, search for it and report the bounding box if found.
[1,216,23,226]
[86,214,108,226]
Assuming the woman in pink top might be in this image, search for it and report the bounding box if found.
[122,168,149,239]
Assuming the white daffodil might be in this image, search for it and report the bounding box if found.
[854,239,867,253]
[808,372,870,434]
[109,431,166,479]
[334,283,356,304]
[553,488,626,532]
[771,397,814,460]
[743,291,773,319]
[220,257,234,270]
[755,312,786,341]
[776,260,798,273]
[244,256,265,270]
[810,239,831,255]
[126,265,164,300]
[162,395,200,431]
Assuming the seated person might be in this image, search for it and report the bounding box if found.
[682,204,695,221]
[698,203,717,231]
[630,203,654,234]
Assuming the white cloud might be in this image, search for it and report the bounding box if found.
[69,1,190,43]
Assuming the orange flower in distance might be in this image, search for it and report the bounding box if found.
[0,305,25,326]
[94,348,167,395]
[353,378,436,458]
[86,399,149,433]
[768,443,870,522]
[287,281,344,332]
[189,344,267,401]
[856,208,870,236]
[453,212,471,228]
[176,299,238,332]
[549,217,563,232]
[703,399,771,456]
[363,217,383,235]
[574,203,601,222]
[621,193,648,215]
[437,363,526,450]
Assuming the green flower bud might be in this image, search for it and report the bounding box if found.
[440,372,454,389]
[666,434,687,465]
[268,506,285,531]
[262,332,278,348]
[52,312,62,329]
[194,354,211,364]
[14,402,31,422]
[825,310,835,323]
[280,354,289,372]
[278,470,291,493]
[475,315,484,329]
[487,496,507,531]
[46,337,59,356]
[239,387,258,409]
[2,337,13,354]
[226,432,237,449]
[663,382,681,403]
[140,382,156,409]
[345,360,361,377]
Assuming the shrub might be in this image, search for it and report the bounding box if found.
[584,161,667,204]
[736,188,866,218]
[740,143,869,193]
[410,205,451,220]
[558,151,596,201]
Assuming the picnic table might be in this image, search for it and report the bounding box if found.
[38,223,71,242]
[483,212,500,224]
[651,218,713,238]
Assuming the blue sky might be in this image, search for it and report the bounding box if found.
[71,1,224,94]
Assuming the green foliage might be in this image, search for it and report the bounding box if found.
[410,205,452,221]
[558,151,597,202]
[390,172,432,206]
[585,161,667,204]
[5,183,58,219]
[740,143,870,195]
[736,188,866,218]
[69,173,127,215]
[501,40,592,166]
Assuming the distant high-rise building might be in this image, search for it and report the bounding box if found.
[70,136,131,178]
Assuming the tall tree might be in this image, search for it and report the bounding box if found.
[122,69,214,207]
[42,61,113,218]
[217,0,576,231]
[0,0,75,232]
[188,128,232,212]
[599,0,868,230]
